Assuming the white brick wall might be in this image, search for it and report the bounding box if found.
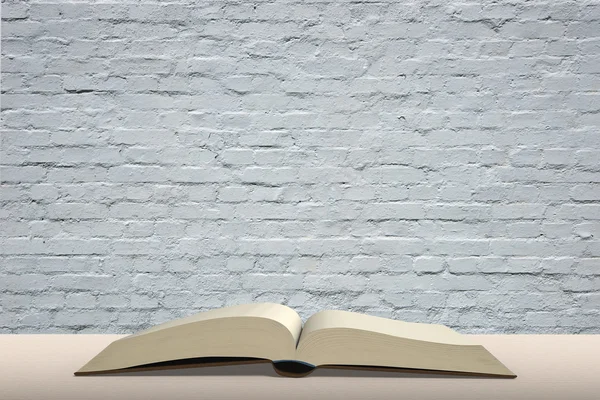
[1,0,599,334]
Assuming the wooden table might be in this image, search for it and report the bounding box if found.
[1,335,599,400]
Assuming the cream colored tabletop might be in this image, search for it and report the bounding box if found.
[1,335,599,400]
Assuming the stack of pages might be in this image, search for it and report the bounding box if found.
[75,303,516,378]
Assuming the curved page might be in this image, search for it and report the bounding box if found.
[75,303,302,375]
[296,310,516,377]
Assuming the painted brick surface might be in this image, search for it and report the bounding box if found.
[1,0,599,334]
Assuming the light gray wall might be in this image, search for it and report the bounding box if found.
[1,0,599,334]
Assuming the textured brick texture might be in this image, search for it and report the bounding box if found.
[1,0,600,334]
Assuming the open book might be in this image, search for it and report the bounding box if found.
[75,303,516,378]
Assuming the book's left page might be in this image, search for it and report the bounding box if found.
[75,303,302,375]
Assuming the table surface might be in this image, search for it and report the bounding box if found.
[1,334,599,400]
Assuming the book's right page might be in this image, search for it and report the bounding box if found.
[295,310,516,377]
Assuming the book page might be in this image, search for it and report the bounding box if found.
[299,310,476,346]
[295,310,515,377]
[131,303,303,345]
[76,303,303,374]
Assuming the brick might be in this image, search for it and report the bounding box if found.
[109,129,176,146]
[108,166,167,183]
[349,256,382,272]
[217,186,248,202]
[575,259,600,276]
[571,185,600,201]
[111,239,165,255]
[226,257,254,272]
[362,238,425,255]
[563,277,600,292]
[177,238,237,256]
[124,222,154,237]
[574,223,600,240]
[65,293,97,309]
[240,167,297,185]
[426,205,491,221]
[362,202,425,220]
[52,274,113,291]
[304,274,368,292]
[0,166,45,182]
[130,294,159,309]
[352,293,381,307]
[491,204,546,220]
[413,257,445,273]
[362,166,426,184]
[576,294,600,311]
[220,149,254,165]
[171,167,231,183]
[47,203,108,220]
[186,186,218,201]
[237,239,296,255]
[97,294,130,309]
[242,274,303,290]
[109,58,172,75]
[507,222,542,238]
[297,238,362,256]
[109,203,169,219]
